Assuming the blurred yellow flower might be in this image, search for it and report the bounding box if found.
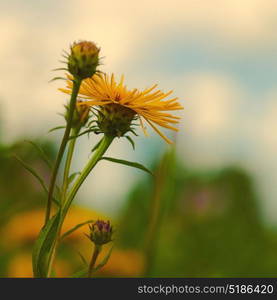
[7,252,72,278]
[60,73,183,143]
[79,243,145,277]
[3,206,144,277]
[2,206,107,246]
[100,249,145,277]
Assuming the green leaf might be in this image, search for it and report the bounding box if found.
[77,251,88,266]
[52,67,68,72]
[94,245,114,271]
[125,136,135,150]
[60,219,94,241]
[91,138,103,153]
[71,267,88,278]
[25,140,53,169]
[71,245,114,278]
[101,157,153,176]
[48,126,65,133]
[14,155,48,194]
[68,172,81,185]
[68,129,93,140]
[32,212,61,277]
[14,155,60,207]
[49,76,67,83]
[53,185,62,205]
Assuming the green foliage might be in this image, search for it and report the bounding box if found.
[117,155,277,277]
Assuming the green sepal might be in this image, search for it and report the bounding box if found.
[125,136,135,150]
[48,76,67,83]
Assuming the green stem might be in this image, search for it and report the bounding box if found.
[61,127,80,204]
[63,135,114,215]
[46,135,114,277]
[44,78,81,225]
[88,245,101,278]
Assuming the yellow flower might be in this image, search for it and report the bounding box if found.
[60,73,183,143]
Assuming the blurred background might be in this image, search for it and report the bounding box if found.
[0,0,277,277]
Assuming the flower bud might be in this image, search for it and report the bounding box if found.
[88,220,113,246]
[65,101,90,129]
[68,41,100,79]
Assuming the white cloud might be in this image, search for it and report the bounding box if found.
[176,72,243,168]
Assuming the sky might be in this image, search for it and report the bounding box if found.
[1,0,277,223]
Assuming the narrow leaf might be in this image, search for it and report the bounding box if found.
[14,155,48,194]
[69,129,93,140]
[70,245,113,278]
[32,212,61,277]
[71,267,88,278]
[25,140,53,169]
[77,251,88,267]
[49,76,67,83]
[91,138,103,153]
[52,67,68,72]
[48,126,65,133]
[101,157,153,176]
[60,220,94,241]
[14,155,60,206]
[68,172,81,185]
[94,245,114,272]
[54,185,62,204]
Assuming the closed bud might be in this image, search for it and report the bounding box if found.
[64,100,90,129]
[68,41,100,79]
[88,220,113,246]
